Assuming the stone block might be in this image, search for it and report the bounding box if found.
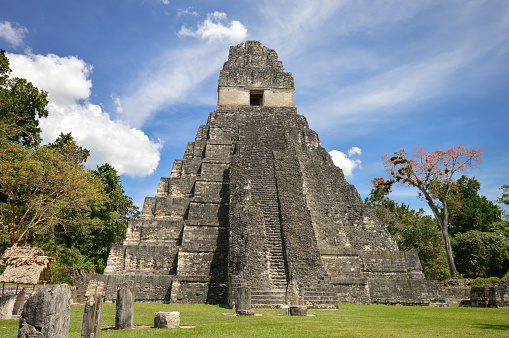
[18,284,71,338]
[204,144,231,163]
[115,280,135,330]
[289,305,307,316]
[187,202,228,226]
[192,181,228,203]
[235,287,253,315]
[200,162,229,181]
[154,311,180,328]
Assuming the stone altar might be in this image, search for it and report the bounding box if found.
[89,41,445,308]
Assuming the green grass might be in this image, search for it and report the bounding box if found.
[1,303,508,337]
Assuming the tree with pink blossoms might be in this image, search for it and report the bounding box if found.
[372,146,484,278]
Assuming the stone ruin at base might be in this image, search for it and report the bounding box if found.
[88,41,446,308]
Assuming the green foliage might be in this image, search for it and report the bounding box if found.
[497,184,509,206]
[0,141,105,246]
[0,49,48,147]
[452,230,509,278]
[0,59,139,280]
[449,176,502,235]
[467,276,501,287]
[365,186,449,281]
[36,161,139,274]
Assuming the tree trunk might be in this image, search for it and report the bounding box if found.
[427,200,458,279]
[439,220,458,278]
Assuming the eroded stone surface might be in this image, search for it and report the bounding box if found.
[0,294,17,320]
[289,305,307,316]
[81,294,102,338]
[17,284,71,338]
[154,311,180,328]
[115,280,134,330]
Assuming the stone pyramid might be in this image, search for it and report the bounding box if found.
[89,41,445,308]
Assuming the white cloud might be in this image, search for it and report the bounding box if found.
[177,7,199,17]
[119,42,231,127]
[348,146,362,156]
[117,12,248,128]
[8,53,92,105]
[40,102,162,177]
[329,148,362,178]
[0,21,28,48]
[162,0,169,5]
[178,11,247,42]
[7,52,162,178]
[112,95,123,113]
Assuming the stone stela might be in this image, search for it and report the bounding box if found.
[88,41,445,308]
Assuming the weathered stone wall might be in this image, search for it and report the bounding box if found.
[219,41,294,90]
[368,279,445,306]
[87,274,172,302]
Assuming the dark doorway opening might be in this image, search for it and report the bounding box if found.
[250,90,263,106]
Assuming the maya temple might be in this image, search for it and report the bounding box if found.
[87,41,446,308]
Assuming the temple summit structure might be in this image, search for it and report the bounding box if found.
[88,41,445,308]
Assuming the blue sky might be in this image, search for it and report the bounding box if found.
[2,0,508,213]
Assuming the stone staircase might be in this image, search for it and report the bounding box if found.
[302,282,339,309]
[237,116,289,291]
[251,289,286,308]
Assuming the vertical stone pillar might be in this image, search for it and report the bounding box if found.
[81,294,103,338]
[115,280,135,330]
[286,280,304,306]
[17,284,71,338]
[234,286,254,316]
[0,294,17,319]
[12,288,26,316]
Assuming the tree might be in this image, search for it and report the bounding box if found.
[58,163,139,272]
[0,141,105,246]
[372,146,483,278]
[36,162,139,274]
[452,230,509,278]
[365,186,449,281]
[449,176,502,235]
[0,49,48,147]
[497,184,509,207]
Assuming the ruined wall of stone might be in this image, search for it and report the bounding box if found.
[228,108,293,293]
[169,120,233,304]
[290,126,398,251]
[219,41,294,90]
[87,274,173,302]
[368,279,445,306]
[274,148,327,285]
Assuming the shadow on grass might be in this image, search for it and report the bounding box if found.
[474,324,509,331]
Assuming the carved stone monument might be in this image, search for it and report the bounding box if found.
[115,280,134,330]
[18,284,71,338]
[81,294,102,338]
[89,41,445,308]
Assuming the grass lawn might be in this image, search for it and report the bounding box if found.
[1,303,508,337]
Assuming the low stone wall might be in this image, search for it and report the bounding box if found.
[87,274,173,302]
[459,281,509,308]
[442,286,471,306]
[368,279,446,306]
